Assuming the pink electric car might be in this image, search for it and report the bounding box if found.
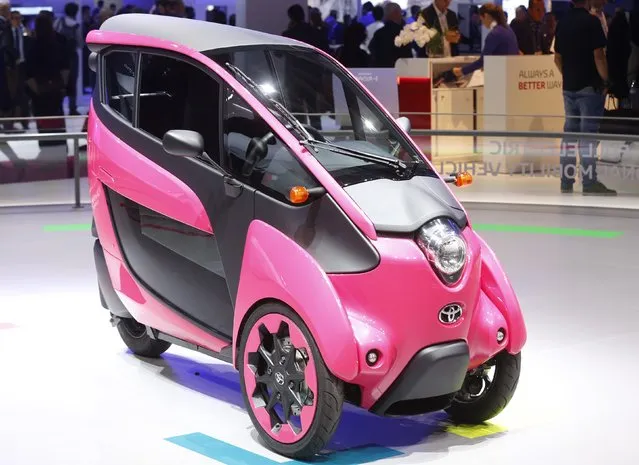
[87,15,526,460]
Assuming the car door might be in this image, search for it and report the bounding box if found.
[96,48,254,340]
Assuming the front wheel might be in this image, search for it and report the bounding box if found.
[446,351,521,424]
[238,303,344,460]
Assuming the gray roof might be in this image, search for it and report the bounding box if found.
[99,14,310,52]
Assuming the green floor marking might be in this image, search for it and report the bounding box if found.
[42,222,623,238]
[472,223,623,238]
[43,223,91,232]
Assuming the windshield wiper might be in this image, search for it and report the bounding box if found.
[225,62,313,141]
[300,139,413,172]
[225,62,416,175]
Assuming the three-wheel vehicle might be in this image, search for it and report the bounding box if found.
[87,14,526,460]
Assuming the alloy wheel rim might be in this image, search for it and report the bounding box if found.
[243,314,318,444]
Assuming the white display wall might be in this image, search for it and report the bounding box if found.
[482,55,564,173]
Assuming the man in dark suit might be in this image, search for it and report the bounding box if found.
[422,0,461,57]
[11,10,32,130]
[368,2,413,67]
[0,2,16,131]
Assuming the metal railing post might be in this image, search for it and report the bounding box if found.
[73,136,81,209]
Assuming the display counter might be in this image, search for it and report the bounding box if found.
[396,55,564,172]
[392,56,639,198]
[482,55,564,173]
[396,56,482,164]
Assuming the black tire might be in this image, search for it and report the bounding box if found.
[238,303,344,460]
[446,351,521,424]
[116,317,171,358]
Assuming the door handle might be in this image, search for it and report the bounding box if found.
[224,176,243,198]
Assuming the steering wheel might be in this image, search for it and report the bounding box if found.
[242,132,275,177]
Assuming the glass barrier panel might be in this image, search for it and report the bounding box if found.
[427,133,639,200]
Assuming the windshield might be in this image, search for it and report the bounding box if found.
[206,46,435,187]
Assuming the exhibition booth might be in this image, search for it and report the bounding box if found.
[348,55,639,199]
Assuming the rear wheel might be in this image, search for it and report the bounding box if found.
[446,351,521,424]
[238,303,344,460]
[116,316,171,358]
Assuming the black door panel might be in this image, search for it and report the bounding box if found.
[106,187,234,338]
[97,49,259,339]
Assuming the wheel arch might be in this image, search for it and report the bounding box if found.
[476,234,527,354]
[232,220,360,382]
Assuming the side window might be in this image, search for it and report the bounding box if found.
[103,51,137,123]
[138,53,222,164]
[223,87,319,203]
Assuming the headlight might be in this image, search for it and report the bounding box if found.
[416,218,467,285]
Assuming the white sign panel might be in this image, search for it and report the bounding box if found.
[333,68,399,121]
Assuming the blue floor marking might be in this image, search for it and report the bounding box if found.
[166,432,404,464]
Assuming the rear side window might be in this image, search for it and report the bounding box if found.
[137,53,222,163]
[103,51,137,123]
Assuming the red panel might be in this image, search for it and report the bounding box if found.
[398,77,432,130]
[398,77,432,161]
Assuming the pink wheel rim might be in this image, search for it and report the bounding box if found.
[243,313,319,444]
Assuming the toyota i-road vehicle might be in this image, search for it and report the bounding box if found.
[87,14,527,460]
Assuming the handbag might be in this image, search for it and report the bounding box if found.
[600,94,639,135]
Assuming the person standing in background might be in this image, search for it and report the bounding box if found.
[590,0,610,38]
[359,2,375,27]
[0,1,16,132]
[512,5,528,24]
[511,0,548,54]
[421,0,462,57]
[336,21,370,68]
[283,4,323,48]
[54,2,82,116]
[605,7,631,101]
[11,10,30,131]
[282,4,324,129]
[541,11,557,53]
[554,0,616,195]
[92,1,104,19]
[81,5,95,94]
[25,12,69,145]
[405,5,422,24]
[451,4,519,78]
[368,2,413,67]
[309,7,330,53]
[364,5,384,53]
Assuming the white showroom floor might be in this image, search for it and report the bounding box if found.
[1,206,639,465]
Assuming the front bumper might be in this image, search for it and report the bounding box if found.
[370,341,469,416]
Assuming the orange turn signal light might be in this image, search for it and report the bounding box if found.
[289,186,310,204]
[455,172,473,187]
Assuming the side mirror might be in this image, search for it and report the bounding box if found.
[88,52,98,72]
[396,116,411,133]
[163,130,204,158]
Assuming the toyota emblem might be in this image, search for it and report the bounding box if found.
[274,372,285,386]
[438,304,463,324]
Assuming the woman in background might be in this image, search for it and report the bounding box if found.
[452,3,519,78]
